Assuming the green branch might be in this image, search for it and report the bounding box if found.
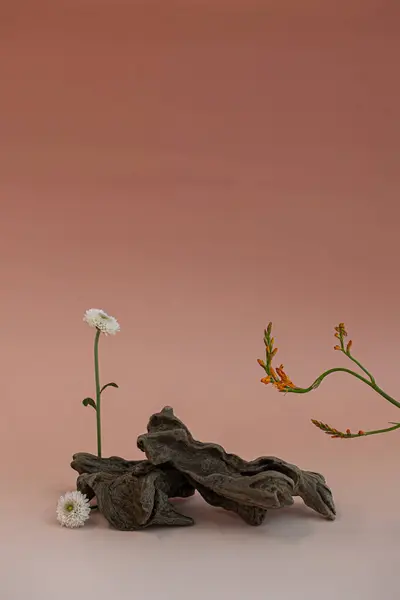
[312,419,400,439]
[259,321,400,439]
[284,367,400,410]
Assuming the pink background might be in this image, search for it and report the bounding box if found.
[1,1,399,598]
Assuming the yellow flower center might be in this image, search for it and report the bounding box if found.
[65,503,74,512]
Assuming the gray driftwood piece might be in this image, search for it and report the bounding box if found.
[71,454,195,530]
[71,406,336,530]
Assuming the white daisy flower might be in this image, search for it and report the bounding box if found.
[83,308,120,335]
[56,491,91,528]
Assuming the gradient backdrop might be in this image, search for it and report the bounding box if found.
[1,1,399,598]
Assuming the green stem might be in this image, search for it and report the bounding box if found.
[345,352,375,384]
[338,328,375,384]
[349,422,400,438]
[339,331,375,383]
[289,367,370,391]
[94,329,102,457]
[286,367,400,410]
[370,383,400,409]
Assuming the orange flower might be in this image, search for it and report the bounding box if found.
[259,324,295,391]
[334,345,341,351]
[274,365,296,391]
[269,366,278,380]
[335,323,348,337]
[346,340,353,353]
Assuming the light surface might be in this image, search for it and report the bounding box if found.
[1,1,400,598]
[1,486,398,600]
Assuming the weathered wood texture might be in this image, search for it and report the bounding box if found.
[71,407,336,531]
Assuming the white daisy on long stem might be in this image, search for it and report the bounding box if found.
[82,308,120,457]
[56,491,91,528]
[83,308,120,336]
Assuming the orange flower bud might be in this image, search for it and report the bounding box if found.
[335,323,348,337]
[271,348,278,357]
[346,340,353,352]
[257,359,266,367]
[260,376,271,385]
[275,383,287,392]
[346,429,351,435]
[334,345,341,351]
[276,369,284,380]
[358,430,365,436]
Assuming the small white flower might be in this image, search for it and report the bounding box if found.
[56,491,91,528]
[83,308,120,335]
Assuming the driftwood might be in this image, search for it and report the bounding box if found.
[71,407,336,531]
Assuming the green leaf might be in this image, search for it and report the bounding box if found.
[82,397,97,410]
[100,382,119,394]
